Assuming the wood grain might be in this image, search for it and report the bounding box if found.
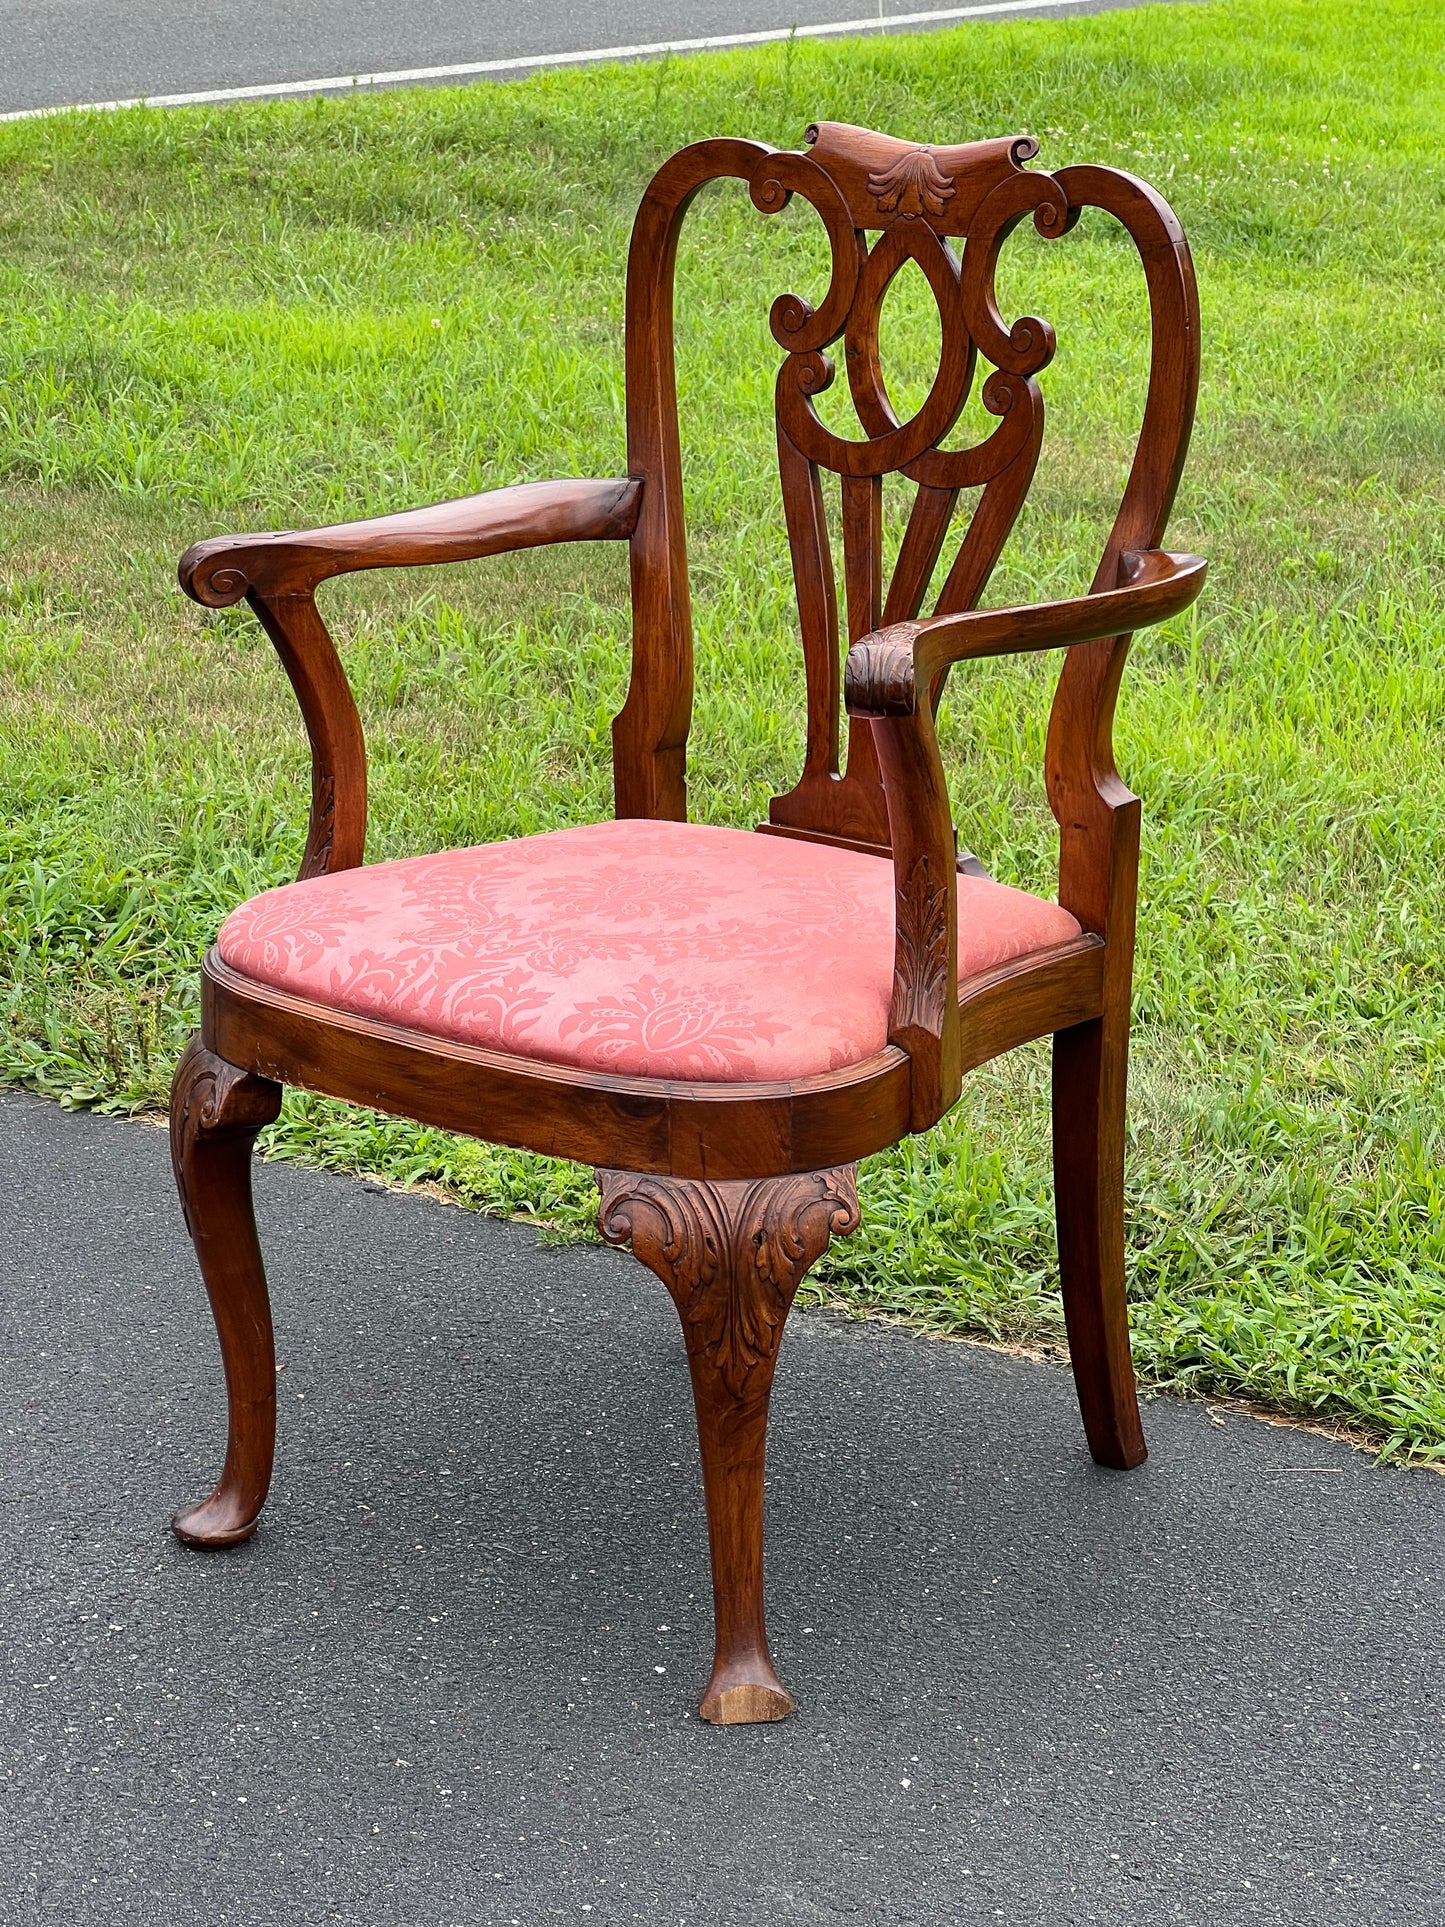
[179,477,641,605]
[597,1164,860,1723]
[179,479,642,882]
[169,1038,283,1546]
[168,120,1205,1716]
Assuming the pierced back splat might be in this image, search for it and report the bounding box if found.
[614,123,1198,870]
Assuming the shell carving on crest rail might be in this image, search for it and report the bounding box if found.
[867,148,956,221]
[619,121,1200,846]
[744,124,1069,492]
[621,121,1089,851]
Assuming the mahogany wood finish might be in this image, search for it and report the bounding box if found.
[170,120,1205,1720]
[181,480,641,879]
[597,1166,860,1723]
[169,1038,283,1545]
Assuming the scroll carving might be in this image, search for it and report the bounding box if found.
[746,150,863,354]
[718,122,1077,847]
[169,1038,282,1238]
[596,1167,861,1399]
[182,558,250,607]
[843,622,922,717]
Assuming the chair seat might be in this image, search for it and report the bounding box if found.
[217,820,1082,1083]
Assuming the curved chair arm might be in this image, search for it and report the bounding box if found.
[179,477,642,605]
[178,477,643,880]
[841,549,1206,1130]
[842,550,1205,719]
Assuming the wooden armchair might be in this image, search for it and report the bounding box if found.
[170,123,1203,1725]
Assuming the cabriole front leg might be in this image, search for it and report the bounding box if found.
[597,1165,860,1725]
[169,1036,283,1547]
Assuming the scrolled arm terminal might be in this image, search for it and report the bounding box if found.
[844,549,1207,718]
[179,476,644,606]
[176,475,645,884]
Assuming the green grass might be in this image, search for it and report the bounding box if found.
[2,0,1442,1455]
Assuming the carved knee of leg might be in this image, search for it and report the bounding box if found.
[170,1038,284,1547]
[597,1165,860,1723]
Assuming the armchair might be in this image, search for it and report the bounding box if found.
[170,122,1204,1724]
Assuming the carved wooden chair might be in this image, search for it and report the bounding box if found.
[170,123,1204,1725]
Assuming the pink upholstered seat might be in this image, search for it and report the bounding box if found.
[217,819,1081,1082]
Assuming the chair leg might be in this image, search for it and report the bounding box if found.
[1052,1015,1147,1470]
[598,1165,860,1725]
[169,1036,283,1547]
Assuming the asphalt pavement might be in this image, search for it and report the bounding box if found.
[0,0,1198,116]
[1,1085,1441,1924]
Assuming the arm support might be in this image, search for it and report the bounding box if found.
[841,548,1206,1131]
[842,549,1205,718]
[179,477,642,605]
[178,477,643,879]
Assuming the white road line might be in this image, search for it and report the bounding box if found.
[0,1,1101,123]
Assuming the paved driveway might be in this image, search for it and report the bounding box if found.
[1,0,1197,115]
[1,1087,1440,1924]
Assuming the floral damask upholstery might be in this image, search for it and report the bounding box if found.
[217,820,1081,1082]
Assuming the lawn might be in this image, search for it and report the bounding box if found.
[1,0,1442,1454]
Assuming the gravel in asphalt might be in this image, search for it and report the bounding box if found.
[0,1087,1440,1925]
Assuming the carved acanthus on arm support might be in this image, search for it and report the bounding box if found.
[178,478,642,878]
[845,550,1206,1131]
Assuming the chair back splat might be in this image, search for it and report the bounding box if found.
[616,121,1200,909]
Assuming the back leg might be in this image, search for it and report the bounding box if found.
[1052,1014,1147,1469]
[169,1036,283,1546]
